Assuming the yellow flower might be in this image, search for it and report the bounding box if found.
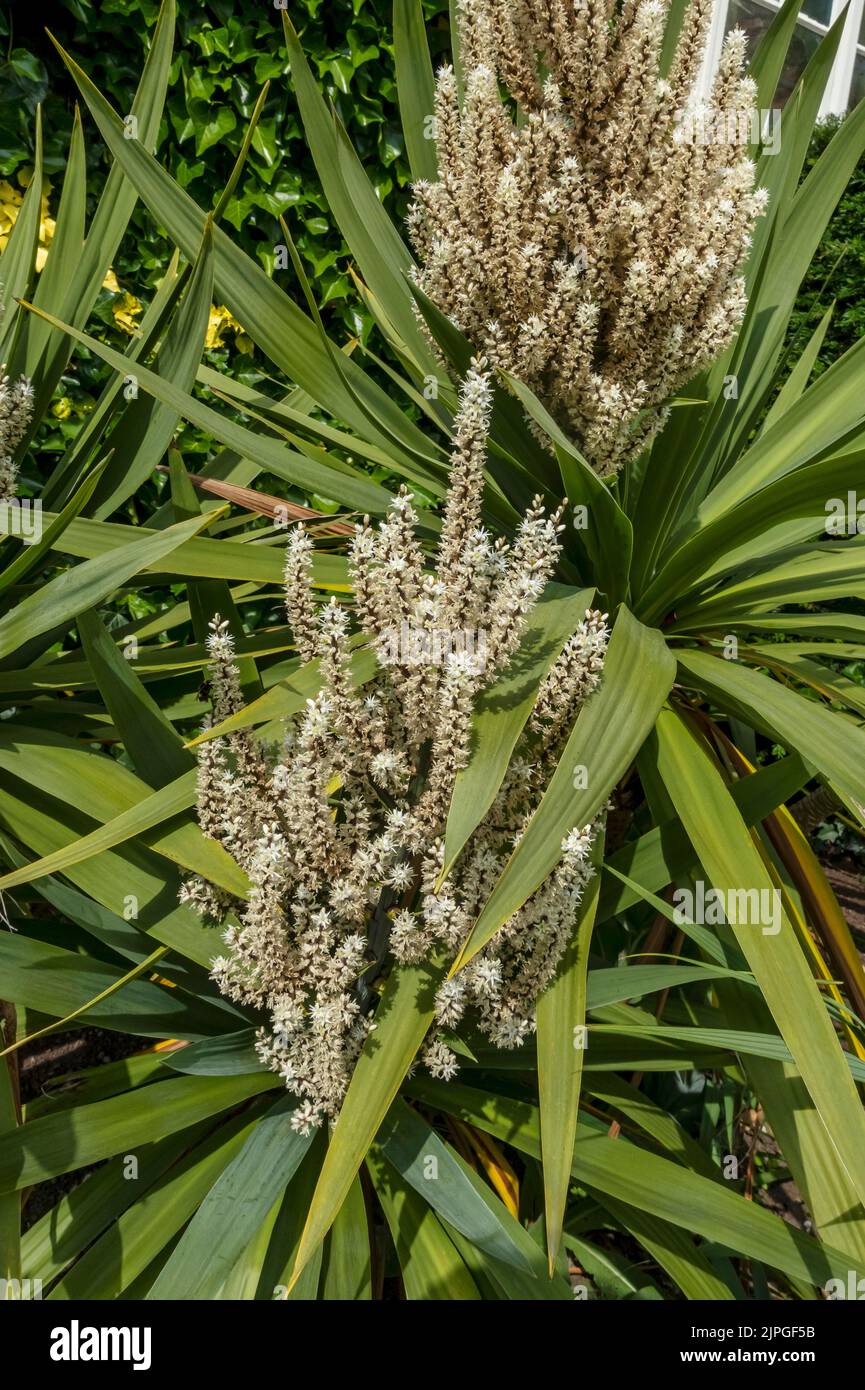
[205,304,245,350]
[0,179,55,266]
[112,291,144,335]
[39,209,56,246]
[0,180,23,252]
[101,267,142,333]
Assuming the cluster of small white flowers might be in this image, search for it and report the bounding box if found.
[431,821,600,1049]
[283,526,318,664]
[408,0,768,472]
[0,367,34,498]
[531,607,609,748]
[188,359,608,1132]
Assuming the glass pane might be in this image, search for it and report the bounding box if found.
[800,0,833,24]
[851,50,865,108]
[726,1,822,105]
[725,0,776,59]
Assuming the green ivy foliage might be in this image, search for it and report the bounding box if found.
[2,0,449,336]
[785,117,865,377]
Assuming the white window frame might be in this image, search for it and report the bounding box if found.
[698,0,865,115]
[821,0,865,113]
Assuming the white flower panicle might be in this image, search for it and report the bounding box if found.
[283,526,318,664]
[531,607,608,747]
[408,0,767,473]
[0,366,34,498]
[188,360,608,1133]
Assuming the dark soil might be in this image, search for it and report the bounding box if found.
[14,1027,153,1231]
[824,865,865,939]
[19,1026,152,1107]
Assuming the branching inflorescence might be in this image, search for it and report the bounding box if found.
[408,0,767,472]
[186,359,608,1134]
[0,367,33,498]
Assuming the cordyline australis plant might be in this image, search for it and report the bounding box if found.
[6,0,865,1305]
[409,0,767,470]
[185,360,608,1134]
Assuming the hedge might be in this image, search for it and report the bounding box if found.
[2,1,863,397]
[1,0,449,335]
